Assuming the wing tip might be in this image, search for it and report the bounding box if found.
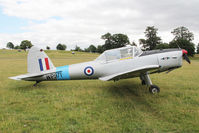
[9,76,22,80]
[99,77,109,81]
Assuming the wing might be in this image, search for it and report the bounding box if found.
[99,65,160,81]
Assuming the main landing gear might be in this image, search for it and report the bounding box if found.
[140,73,160,94]
[33,81,41,87]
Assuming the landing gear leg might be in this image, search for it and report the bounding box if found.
[140,75,146,85]
[33,81,41,87]
[141,73,160,94]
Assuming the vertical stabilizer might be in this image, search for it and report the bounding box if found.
[28,47,55,73]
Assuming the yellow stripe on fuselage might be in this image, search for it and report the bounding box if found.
[120,57,133,60]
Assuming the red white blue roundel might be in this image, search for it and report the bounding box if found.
[84,66,94,76]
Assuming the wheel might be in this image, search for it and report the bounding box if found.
[149,85,160,94]
[141,80,146,85]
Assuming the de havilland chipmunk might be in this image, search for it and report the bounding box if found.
[9,45,190,94]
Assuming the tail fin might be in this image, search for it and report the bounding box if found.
[28,47,55,73]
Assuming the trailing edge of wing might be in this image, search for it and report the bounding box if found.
[99,65,160,81]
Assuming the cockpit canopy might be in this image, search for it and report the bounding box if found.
[95,46,143,62]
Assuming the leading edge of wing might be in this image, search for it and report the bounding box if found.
[99,65,160,81]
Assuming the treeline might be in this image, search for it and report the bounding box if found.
[71,26,197,56]
[69,26,198,56]
[6,40,33,50]
[72,33,130,53]
[5,26,199,56]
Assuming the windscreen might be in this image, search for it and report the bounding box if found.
[95,46,142,62]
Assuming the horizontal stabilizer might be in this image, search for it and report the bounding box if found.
[9,75,28,80]
[9,69,55,81]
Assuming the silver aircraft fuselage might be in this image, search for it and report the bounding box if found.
[24,49,183,82]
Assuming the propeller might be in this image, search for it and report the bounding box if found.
[166,49,190,74]
[182,49,191,64]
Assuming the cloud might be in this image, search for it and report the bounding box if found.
[0,0,198,49]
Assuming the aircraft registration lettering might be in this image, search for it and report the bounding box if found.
[56,71,63,79]
[45,72,57,80]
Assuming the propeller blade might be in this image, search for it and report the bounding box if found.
[182,49,191,64]
[183,54,191,64]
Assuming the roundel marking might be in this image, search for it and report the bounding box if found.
[84,66,94,76]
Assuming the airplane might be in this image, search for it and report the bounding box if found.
[9,45,190,94]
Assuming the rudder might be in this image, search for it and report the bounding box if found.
[28,47,55,73]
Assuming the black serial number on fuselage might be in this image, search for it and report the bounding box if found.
[45,71,63,80]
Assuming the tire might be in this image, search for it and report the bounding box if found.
[149,85,160,94]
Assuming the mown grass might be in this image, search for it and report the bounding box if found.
[0,49,199,133]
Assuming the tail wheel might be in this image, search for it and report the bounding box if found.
[149,85,160,94]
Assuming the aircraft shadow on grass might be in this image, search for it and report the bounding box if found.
[106,80,149,97]
[11,80,145,96]
[10,82,48,91]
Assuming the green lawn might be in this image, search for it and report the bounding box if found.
[0,49,199,133]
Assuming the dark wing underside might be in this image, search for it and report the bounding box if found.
[99,65,160,81]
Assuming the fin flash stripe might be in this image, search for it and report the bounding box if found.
[45,58,50,70]
[38,58,50,71]
[38,59,43,71]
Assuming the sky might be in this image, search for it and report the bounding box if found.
[0,0,199,50]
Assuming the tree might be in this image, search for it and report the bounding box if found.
[6,42,14,49]
[101,33,112,50]
[14,45,20,49]
[101,33,130,50]
[85,45,97,53]
[139,39,148,50]
[20,40,33,50]
[197,44,199,54]
[46,46,50,50]
[169,39,195,56]
[56,44,66,50]
[139,39,146,45]
[131,41,137,46]
[84,48,89,52]
[155,43,170,49]
[74,45,83,52]
[170,26,195,56]
[62,44,66,50]
[171,26,194,41]
[144,26,162,50]
[96,45,104,53]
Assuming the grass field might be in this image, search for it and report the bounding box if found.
[0,49,199,133]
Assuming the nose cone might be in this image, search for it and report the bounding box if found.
[182,49,188,55]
